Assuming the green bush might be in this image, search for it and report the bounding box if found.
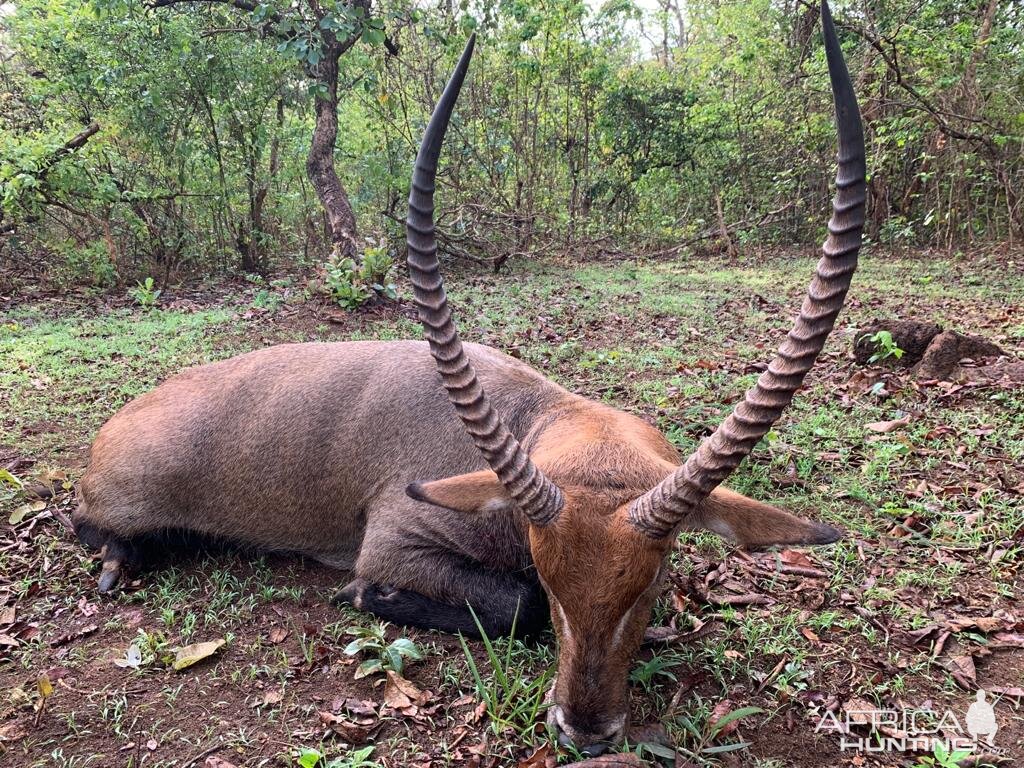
[324,245,397,310]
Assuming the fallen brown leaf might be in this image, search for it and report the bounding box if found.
[627,722,671,746]
[842,697,879,727]
[946,615,1011,634]
[989,686,1024,700]
[260,690,282,707]
[319,711,370,744]
[268,626,289,644]
[517,742,555,768]
[865,415,911,433]
[779,549,816,569]
[989,631,1024,648]
[341,698,377,721]
[800,627,821,646]
[466,699,487,724]
[709,699,738,736]
[383,671,424,709]
[945,654,977,689]
[51,623,99,648]
[172,639,225,671]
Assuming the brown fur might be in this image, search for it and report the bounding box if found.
[77,340,840,752]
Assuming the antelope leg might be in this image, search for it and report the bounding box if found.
[334,571,548,639]
[97,540,128,593]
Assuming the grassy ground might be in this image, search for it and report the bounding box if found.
[0,248,1022,768]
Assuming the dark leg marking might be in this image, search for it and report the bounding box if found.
[334,576,549,639]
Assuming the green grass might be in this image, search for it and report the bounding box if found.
[459,606,555,745]
[0,308,242,455]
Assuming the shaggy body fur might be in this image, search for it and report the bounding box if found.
[77,340,834,641]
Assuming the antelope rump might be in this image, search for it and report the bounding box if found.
[74,1,865,755]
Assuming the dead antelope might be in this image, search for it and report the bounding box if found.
[75,1,864,754]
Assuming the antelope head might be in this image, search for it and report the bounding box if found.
[405,1,865,754]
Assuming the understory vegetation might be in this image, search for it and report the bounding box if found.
[2,0,1022,291]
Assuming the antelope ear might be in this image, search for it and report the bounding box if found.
[686,487,843,549]
[406,470,513,514]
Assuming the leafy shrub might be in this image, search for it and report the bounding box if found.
[324,245,397,310]
[60,241,117,287]
[130,277,161,308]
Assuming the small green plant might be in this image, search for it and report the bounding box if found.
[112,628,171,670]
[459,605,555,740]
[296,746,380,768]
[862,330,905,363]
[912,743,973,768]
[251,288,283,311]
[324,245,397,310]
[130,277,161,308]
[629,652,679,690]
[343,623,423,678]
[0,468,24,512]
[579,349,622,369]
[360,246,397,299]
[673,704,764,760]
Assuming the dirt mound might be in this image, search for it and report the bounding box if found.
[853,320,944,366]
[854,320,1008,380]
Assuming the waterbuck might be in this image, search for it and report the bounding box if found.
[75,1,864,754]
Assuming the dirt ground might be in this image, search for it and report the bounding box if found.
[1,248,1021,767]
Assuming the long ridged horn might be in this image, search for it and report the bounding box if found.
[406,36,564,526]
[629,0,866,538]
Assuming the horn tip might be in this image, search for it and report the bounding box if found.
[459,33,477,68]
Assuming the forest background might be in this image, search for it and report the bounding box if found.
[1,0,1021,294]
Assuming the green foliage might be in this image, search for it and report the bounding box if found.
[458,605,555,741]
[342,623,423,678]
[2,0,1022,287]
[629,652,679,690]
[1,468,27,524]
[324,246,397,310]
[863,330,906,363]
[2,0,306,280]
[912,743,973,768]
[295,746,380,768]
[112,628,172,670]
[672,703,765,759]
[130,277,161,309]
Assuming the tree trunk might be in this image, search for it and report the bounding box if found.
[306,49,358,259]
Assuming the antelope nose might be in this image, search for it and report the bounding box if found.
[555,728,611,756]
[549,705,621,756]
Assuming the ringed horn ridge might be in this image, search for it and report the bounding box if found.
[405,34,565,526]
[629,0,868,538]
